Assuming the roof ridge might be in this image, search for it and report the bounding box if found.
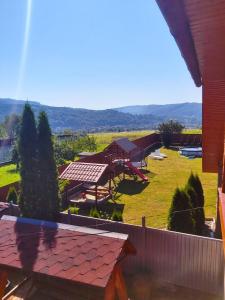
[1,215,128,240]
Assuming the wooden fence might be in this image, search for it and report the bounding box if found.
[60,212,223,296]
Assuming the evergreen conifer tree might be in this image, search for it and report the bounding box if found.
[187,173,205,234]
[185,185,199,234]
[37,111,60,221]
[168,187,195,234]
[18,104,39,217]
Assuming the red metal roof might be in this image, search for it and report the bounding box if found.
[114,138,138,153]
[59,162,108,183]
[0,216,130,289]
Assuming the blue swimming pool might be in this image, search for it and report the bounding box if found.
[180,147,202,157]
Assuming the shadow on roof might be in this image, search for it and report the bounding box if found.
[14,218,58,273]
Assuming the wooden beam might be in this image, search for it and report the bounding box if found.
[115,265,128,300]
[104,273,116,300]
[0,271,8,299]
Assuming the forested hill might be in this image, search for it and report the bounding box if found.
[115,103,201,127]
[0,99,162,132]
[0,99,201,132]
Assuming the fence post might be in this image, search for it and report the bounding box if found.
[141,216,147,271]
[68,209,71,224]
[142,216,146,228]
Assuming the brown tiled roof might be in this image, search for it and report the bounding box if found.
[0,216,130,289]
[59,162,108,183]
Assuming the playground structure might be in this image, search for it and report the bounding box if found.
[59,138,150,207]
[105,138,149,182]
[57,134,203,208]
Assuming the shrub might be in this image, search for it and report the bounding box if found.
[69,206,79,215]
[59,179,70,193]
[187,173,205,234]
[185,185,198,234]
[168,187,195,234]
[6,187,18,205]
[111,209,123,222]
[89,207,100,218]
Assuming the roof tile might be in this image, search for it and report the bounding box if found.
[59,162,108,183]
[0,218,129,289]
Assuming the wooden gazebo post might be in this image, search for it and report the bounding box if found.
[95,184,98,207]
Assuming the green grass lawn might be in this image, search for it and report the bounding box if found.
[113,148,216,228]
[183,128,202,134]
[0,164,20,187]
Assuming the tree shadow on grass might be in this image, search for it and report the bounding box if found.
[115,179,149,196]
[141,169,151,174]
[7,168,18,174]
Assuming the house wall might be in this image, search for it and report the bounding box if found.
[202,80,225,172]
[60,212,223,296]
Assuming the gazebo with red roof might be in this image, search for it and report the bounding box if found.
[59,162,112,205]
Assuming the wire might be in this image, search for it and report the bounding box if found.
[0,204,216,249]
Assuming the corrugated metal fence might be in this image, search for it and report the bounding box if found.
[60,213,224,296]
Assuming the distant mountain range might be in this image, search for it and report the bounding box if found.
[115,103,202,126]
[0,99,201,132]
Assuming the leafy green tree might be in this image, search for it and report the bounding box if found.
[6,186,18,204]
[37,111,60,221]
[168,187,195,234]
[18,104,39,218]
[54,134,97,165]
[187,173,205,234]
[158,120,185,148]
[77,135,97,152]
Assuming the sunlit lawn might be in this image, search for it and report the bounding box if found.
[114,148,216,228]
[0,164,20,187]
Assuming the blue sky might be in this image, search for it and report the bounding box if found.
[0,0,201,109]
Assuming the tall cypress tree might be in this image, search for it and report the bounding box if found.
[19,104,39,217]
[37,111,60,221]
[168,187,195,234]
[187,173,205,234]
